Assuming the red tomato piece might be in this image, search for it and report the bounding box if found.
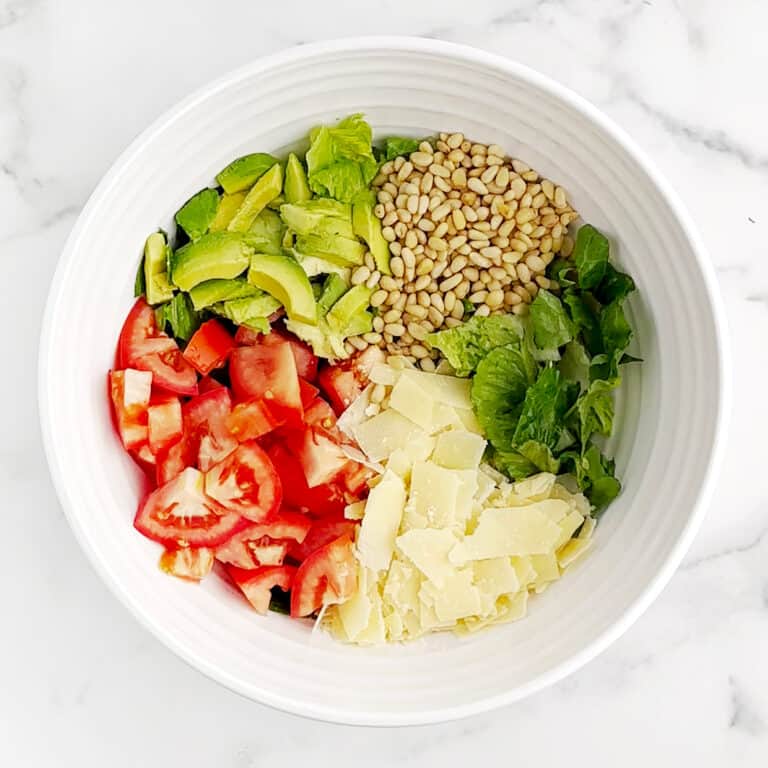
[292,426,349,488]
[183,387,238,471]
[338,460,374,496]
[225,399,284,442]
[267,443,347,517]
[226,564,297,614]
[298,378,319,409]
[118,298,198,395]
[155,436,194,485]
[215,510,312,569]
[290,534,357,617]
[229,343,303,424]
[130,442,157,476]
[182,319,236,375]
[303,397,341,438]
[147,398,183,455]
[204,441,282,522]
[288,519,358,563]
[109,368,152,449]
[262,331,318,381]
[197,375,225,394]
[134,467,246,547]
[234,325,265,346]
[159,547,215,580]
[317,366,361,416]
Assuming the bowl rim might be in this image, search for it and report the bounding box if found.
[38,35,731,726]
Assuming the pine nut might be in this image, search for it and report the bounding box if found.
[366,271,382,289]
[384,323,405,336]
[351,265,371,285]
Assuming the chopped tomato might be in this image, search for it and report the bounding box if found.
[338,460,374,496]
[147,397,183,455]
[291,426,349,488]
[226,399,284,442]
[317,366,361,415]
[298,378,319,409]
[303,397,341,438]
[262,331,318,381]
[155,436,194,485]
[234,325,265,346]
[288,519,357,563]
[130,442,157,475]
[198,375,225,394]
[183,387,238,471]
[230,344,303,424]
[215,510,312,569]
[134,467,246,547]
[159,547,215,580]
[267,443,347,517]
[182,319,236,375]
[226,564,297,614]
[118,298,198,395]
[109,368,152,449]
[290,534,357,617]
[204,441,282,522]
[350,346,386,380]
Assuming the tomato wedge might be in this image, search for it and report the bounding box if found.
[317,366,361,416]
[215,510,312,568]
[159,547,215,580]
[197,375,225,394]
[291,426,349,488]
[109,368,152,449]
[118,298,198,395]
[134,467,246,547]
[226,564,297,614]
[303,397,341,438]
[204,442,282,522]
[147,397,183,455]
[229,344,303,424]
[298,378,319,409]
[234,325,265,347]
[182,319,236,375]
[288,519,358,563]
[262,330,318,382]
[290,534,357,617]
[155,436,194,485]
[226,399,284,442]
[183,387,238,471]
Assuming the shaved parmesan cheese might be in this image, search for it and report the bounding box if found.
[432,430,487,470]
[337,384,372,438]
[554,510,585,549]
[420,569,481,623]
[405,461,460,529]
[579,516,597,540]
[353,409,423,462]
[400,369,472,408]
[530,552,560,587]
[558,537,593,568]
[455,408,483,435]
[357,470,405,573]
[369,362,400,386]
[344,500,366,520]
[389,375,435,431]
[513,473,556,500]
[397,528,459,586]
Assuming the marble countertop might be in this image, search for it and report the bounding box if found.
[3,0,767,764]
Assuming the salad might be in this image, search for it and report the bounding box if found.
[109,115,638,640]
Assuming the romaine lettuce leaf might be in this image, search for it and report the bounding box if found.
[529,289,574,349]
[382,137,421,161]
[573,223,609,289]
[562,444,621,512]
[575,378,618,444]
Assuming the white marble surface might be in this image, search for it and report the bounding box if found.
[3,0,767,763]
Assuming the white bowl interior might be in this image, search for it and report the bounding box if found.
[40,39,725,725]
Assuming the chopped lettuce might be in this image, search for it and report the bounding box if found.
[382,137,422,161]
[573,223,609,289]
[156,292,201,342]
[306,114,378,203]
[529,289,574,350]
[245,208,285,255]
[561,445,621,513]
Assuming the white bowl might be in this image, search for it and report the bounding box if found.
[39,37,729,725]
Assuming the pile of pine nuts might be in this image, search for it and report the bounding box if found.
[345,132,578,369]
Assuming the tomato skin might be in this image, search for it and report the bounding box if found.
[290,534,357,617]
[230,344,303,425]
[197,375,225,394]
[288,519,358,563]
[118,299,198,395]
[155,436,195,485]
[298,379,319,409]
[183,387,238,471]
[291,426,349,488]
[147,398,183,455]
[109,369,152,449]
[302,397,341,438]
[226,564,297,614]
[317,367,361,416]
[135,467,247,547]
[182,319,236,375]
[234,325,265,346]
[204,441,282,522]
[262,331,318,381]
[225,399,284,442]
[159,547,215,580]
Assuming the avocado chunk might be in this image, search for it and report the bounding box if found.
[245,208,285,255]
[326,285,374,334]
[209,191,246,232]
[247,252,316,324]
[227,164,284,232]
[317,273,349,316]
[353,199,391,275]
[285,318,348,360]
[175,187,220,241]
[280,199,355,239]
[211,293,281,326]
[293,253,350,280]
[295,232,366,267]
[216,152,280,194]
[188,278,260,310]
[144,231,175,305]
[170,232,252,291]
[284,153,312,203]
[344,309,373,337]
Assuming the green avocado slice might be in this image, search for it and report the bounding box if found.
[227,164,284,233]
[170,232,252,291]
[284,153,312,203]
[216,152,279,194]
[247,252,316,324]
[144,231,175,305]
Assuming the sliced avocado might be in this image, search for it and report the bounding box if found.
[267,194,286,211]
[280,199,354,238]
[175,187,220,240]
[282,227,295,250]
[211,294,281,325]
[344,309,373,337]
[327,285,374,333]
[245,208,284,255]
[317,273,349,316]
[227,164,284,232]
[353,199,391,275]
[216,152,279,194]
[295,232,366,267]
[188,278,260,310]
[144,232,175,305]
[134,253,146,298]
[209,191,246,232]
[247,252,316,324]
[170,232,252,291]
[284,153,312,203]
[285,318,348,360]
[293,252,351,280]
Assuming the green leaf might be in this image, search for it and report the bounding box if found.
[490,449,538,480]
[548,258,576,288]
[175,188,220,241]
[576,378,618,444]
[562,290,602,356]
[382,137,422,161]
[529,289,574,350]
[517,440,561,473]
[558,340,591,390]
[512,366,579,450]
[591,298,633,380]
[471,344,538,449]
[427,315,525,377]
[562,444,621,512]
[595,263,636,304]
[156,292,201,342]
[573,224,609,290]
[134,254,146,298]
[306,114,378,203]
